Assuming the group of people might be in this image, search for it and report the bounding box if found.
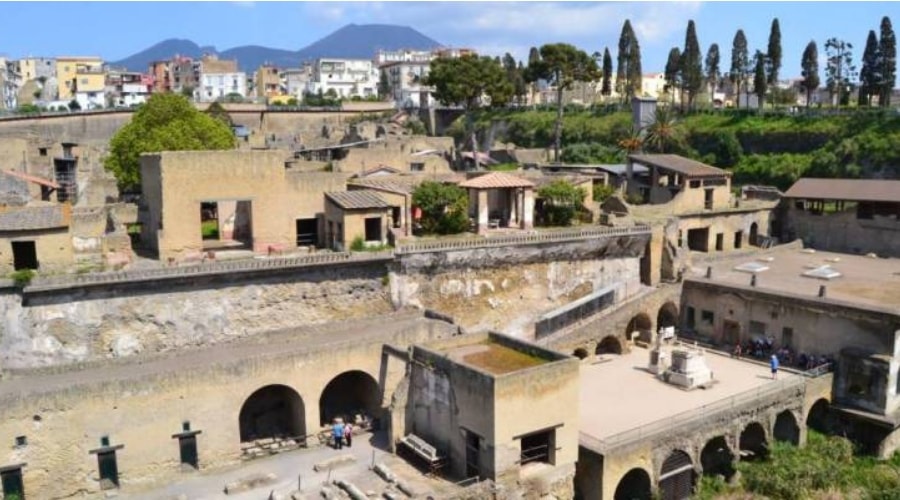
[331,420,354,450]
[732,337,834,373]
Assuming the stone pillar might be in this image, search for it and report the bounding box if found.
[508,189,518,226]
[522,189,535,230]
[217,200,238,240]
[477,189,489,234]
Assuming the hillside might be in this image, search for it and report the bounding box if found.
[111,23,441,73]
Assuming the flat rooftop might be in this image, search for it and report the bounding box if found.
[686,247,900,310]
[579,347,799,445]
[441,340,549,375]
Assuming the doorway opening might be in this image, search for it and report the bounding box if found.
[295,218,318,247]
[97,451,119,489]
[0,466,25,499]
[11,241,38,270]
[734,231,743,249]
[364,217,382,243]
[715,233,724,251]
[465,430,481,479]
[687,228,709,252]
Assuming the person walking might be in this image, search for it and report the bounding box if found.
[344,422,354,448]
[332,420,344,450]
[770,354,779,380]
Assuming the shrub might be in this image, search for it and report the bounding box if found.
[9,269,35,287]
[412,181,469,235]
[350,236,366,252]
[593,184,616,203]
[537,180,586,226]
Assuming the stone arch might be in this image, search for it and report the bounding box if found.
[614,467,652,500]
[739,422,768,461]
[658,449,695,500]
[573,347,589,360]
[625,313,654,343]
[700,435,735,480]
[749,222,759,246]
[238,384,306,442]
[773,410,800,445]
[657,302,679,330]
[319,370,382,427]
[806,398,833,434]
[596,335,624,355]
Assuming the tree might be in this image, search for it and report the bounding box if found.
[705,43,721,101]
[681,20,703,109]
[767,18,782,86]
[180,86,195,99]
[68,99,81,111]
[753,50,768,110]
[664,47,682,101]
[411,181,469,235]
[616,20,643,101]
[537,179,586,226]
[424,54,513,169]
[527,46,541,105]
[529,43,600,162]
[601,47,613,97]
[377,71,391,100]
[503,53,526,105]
[205,101,233,127]
[730,30,750,109]
[104,93,235,190]
[879,16,896,106]
[800,41,820,108]
[643,106,682,154]
[825,38,857,106]
[859,30,880,107]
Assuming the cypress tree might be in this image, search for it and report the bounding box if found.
[767,18,782,86]
[800,41,820,108]
[627,35,643,100]
[730,30,749,109]
[601,47,613,96]
[617,20,642,101]
[879,16,896,106]
[681,20,703,109]
[664,47,682,101]
[859,30,880,106]
[753,50,768,109]
[705,43,721,101]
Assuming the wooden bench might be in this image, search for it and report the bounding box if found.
[399,434,446,476]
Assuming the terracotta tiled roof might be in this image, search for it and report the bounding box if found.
[628,154,729,178]
[783,178,900,203]
[459,172,535,189]
[2,170,60,189]
[325,190,391,210]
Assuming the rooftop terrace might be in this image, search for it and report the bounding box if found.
[441,340,549,375]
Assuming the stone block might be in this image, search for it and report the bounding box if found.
[224,472,277,494]
[313,453,356,472]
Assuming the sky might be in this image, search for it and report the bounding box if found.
[1,1,899,79]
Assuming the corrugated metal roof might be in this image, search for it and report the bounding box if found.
[628,154,729,178]
[783,178,900,203]
[459,172,535,189]
[325,190,391,210]
[0,205,68,231]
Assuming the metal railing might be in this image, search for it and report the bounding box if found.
[26,251,393,292]
[581,374,806,453]
[395,224,651,255]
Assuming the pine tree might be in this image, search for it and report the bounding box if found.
[705,43,721,102]
[616,20,642,101]
[825,38,857,106]
[859,30,880,107]
[767,18,782,86]
[730,30,749,109]
[525,47,542,105]
[665,47,682,102]
[800,41,820,108]
[681,20,703,109]
[753,50,768,109]
[601,47,613,96]
[879,16,896,106]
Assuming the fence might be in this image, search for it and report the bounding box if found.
[395,224,651,255]
[534,285,616,340]
[25,251,393,292]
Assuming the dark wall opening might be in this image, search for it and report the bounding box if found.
[11,241,38,270]
[700,436,735,480]
[658,449,695,500]
[319,370,381,427]
[625,313,653,343]
[687,227,709,252]
[739,422,769,461]
[0,467,25,498]
[614,468,652,500]
[657,302,679,330]
[773,410,800,445]
[239,384,306,442]
[295,218,318,246]
[807,399,833,434]
[596,335,623,355]
[520,429,555,465]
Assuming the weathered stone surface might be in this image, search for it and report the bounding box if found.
[313,453,357,472]
[224,472,277,494]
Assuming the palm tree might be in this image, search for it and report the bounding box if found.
[617,126,644,156]
[643,106,681,153]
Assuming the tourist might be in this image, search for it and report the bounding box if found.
[332,420,344,450]
[770,354,779,380]
[344,421,354,448]
[732,343,742,358]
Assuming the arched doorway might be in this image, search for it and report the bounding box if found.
[749,222,759,246]
[625,313,653,343]
[774,410,800,445]
[658,449,695,500]
[573,348,589,360]
[806,399,832,434]
[319,370,382,427]
[739,422,768,461]
[614,467,652,500]
[239,384,305,442]
[700,436,735,480]
[596,335,623,355]
[657,302,679,331]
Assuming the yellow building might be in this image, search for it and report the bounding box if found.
[55,56,103,100]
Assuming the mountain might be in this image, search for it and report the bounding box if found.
[112,24,442,73]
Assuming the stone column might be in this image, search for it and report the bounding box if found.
[522,189,535,230]
[508,189,518,226]
[477,189,489,234]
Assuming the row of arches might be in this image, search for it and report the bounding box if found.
[238,370,381,444]
[614,407,814,500]
[572,302,680,359]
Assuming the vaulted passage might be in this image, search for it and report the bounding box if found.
[658,449,695,500]
[319,370,381,427]
[614,467,652,500]
[807,399,833,434]
[625,313,653,343]
[739,422,768,461]
[657,302,679,330]
[774,410,800,445]
[700,436,735,480]
[239,384,306,442]
[596,335,623,355]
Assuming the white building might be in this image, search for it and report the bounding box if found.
[0,58,20,110]
[196,72,247,102]
[282,66,312,98]
[381,60,433,108]
[106,70,153,108]
[306,59,378,99]
[375,49,433,66]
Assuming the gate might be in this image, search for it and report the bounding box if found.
[179,435,199,469]
[658,450,694,500]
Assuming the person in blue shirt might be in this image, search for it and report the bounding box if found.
[332,420,344,449]
[770,354,780,380]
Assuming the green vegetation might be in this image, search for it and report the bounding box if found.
[349,236,392,252]
[695,431,900,500]
[104,93,235,190]
[537,179,586,226]
[9,269,35,287]
[487,162,519,171]
[461,341,547,375]
[201,220,219,239]
[411,181,469,235]
[593,184,617,203]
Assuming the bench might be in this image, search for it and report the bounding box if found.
[399,434,446,476]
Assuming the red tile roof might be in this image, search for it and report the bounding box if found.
[2,170,59,189]
[459,172,535,189]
